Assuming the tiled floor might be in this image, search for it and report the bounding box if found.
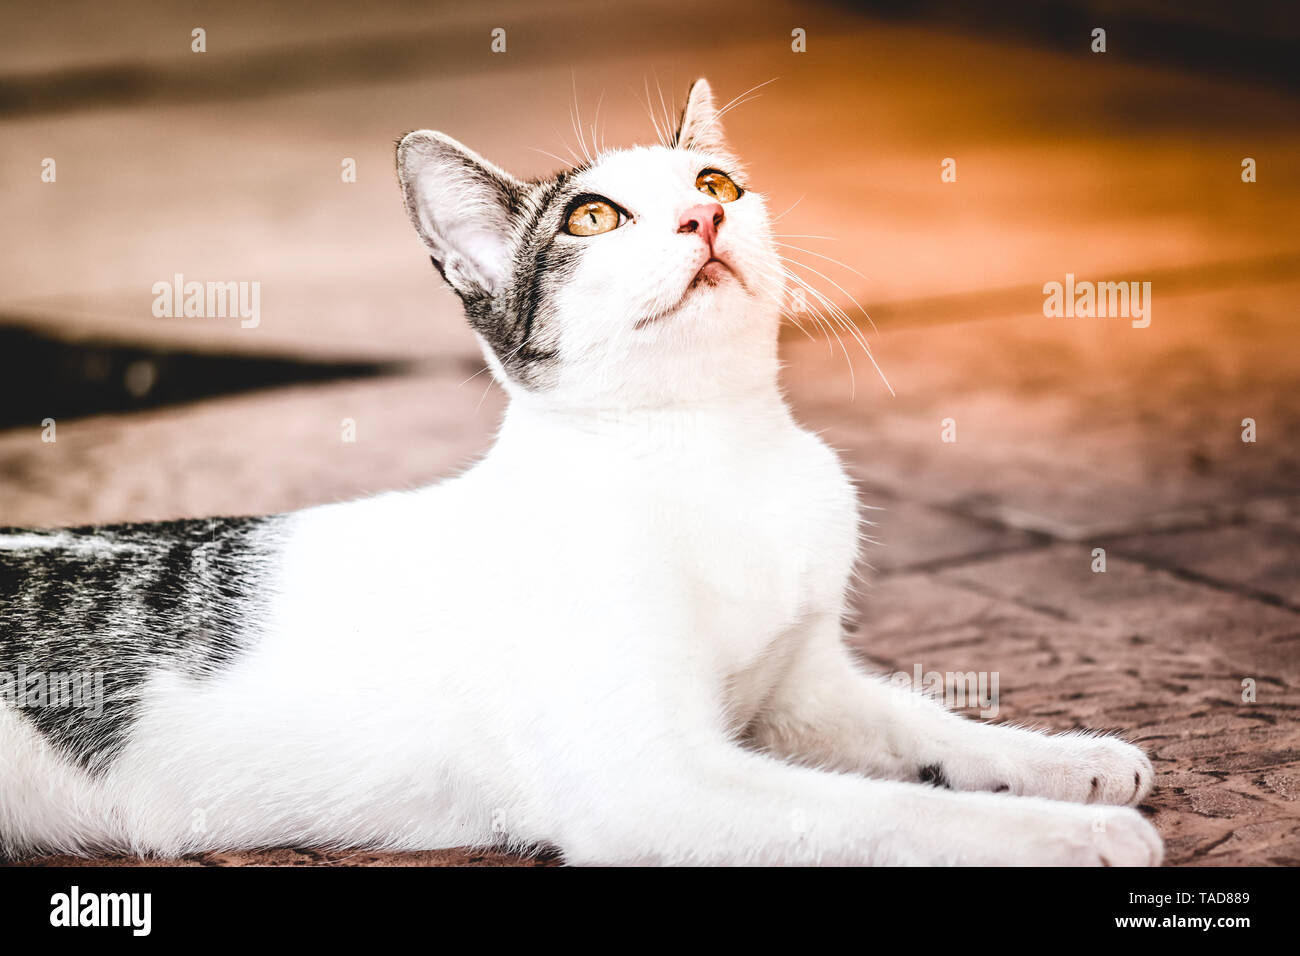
[3,0,1298,865]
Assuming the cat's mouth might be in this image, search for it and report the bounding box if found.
[692,257,733,288]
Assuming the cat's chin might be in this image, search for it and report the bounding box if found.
[635,271,731,330]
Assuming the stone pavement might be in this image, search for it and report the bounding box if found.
[2,0,1298,865]
[9,277,1300,868]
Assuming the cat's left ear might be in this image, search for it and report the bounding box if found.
[396,130,524,299]
[674,79,729,154]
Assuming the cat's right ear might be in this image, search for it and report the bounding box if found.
[396,131,523,299]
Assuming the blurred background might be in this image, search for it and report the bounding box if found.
[3,0,1299,866]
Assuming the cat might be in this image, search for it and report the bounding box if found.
[0,79,1163,865]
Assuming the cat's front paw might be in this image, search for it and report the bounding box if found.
[1027,733,1156,807]
[937,792,1163,866]
[943,730,1156,807]
[1027,804,1164,867]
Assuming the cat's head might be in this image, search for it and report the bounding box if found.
[396,79,783,409]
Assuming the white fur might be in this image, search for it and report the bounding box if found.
[0,82,1163,865]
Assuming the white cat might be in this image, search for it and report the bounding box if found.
[0,79,1162,865]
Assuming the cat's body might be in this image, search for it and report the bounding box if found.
[0,80,1163,864]
[2,392,850,857]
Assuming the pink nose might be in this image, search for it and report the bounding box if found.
[678,202,724,249]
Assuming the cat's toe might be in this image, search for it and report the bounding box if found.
[985,799,1164,866]
[1074,806,1164,867]
[1013,733,1155,806]
[1072,735,1155,806]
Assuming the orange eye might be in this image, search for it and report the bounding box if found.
[695,170,741,202]
[565,199,622,236]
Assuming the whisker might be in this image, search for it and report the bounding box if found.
[569,72,593,166]
[530,146,575,170]
[775,241,870,280]
[474,374,497,414]
[771,194,806,223]
[712,91,765,123]
[714,77,779,116]
[780,306,818,343]
[460,327,536,391]
[779,264,894,397]
[790,282,857,397]
[458,364,493,389]
[782,267,855,343]
[779,255,878,334]
[779,261,872,353]
[590,89,606,157]
[690,78,779,145]
[642,77,668,147]
[708,79,777,129]
[549,123,585,167]
[781,270,846,358]
[654,72,674,147]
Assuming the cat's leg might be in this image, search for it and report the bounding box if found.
[747,616,1157,807]
[505,599,1158,865]
[545,737,1161,866]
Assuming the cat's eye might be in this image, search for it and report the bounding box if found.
[695,170,742,203]
[565,198,624,237]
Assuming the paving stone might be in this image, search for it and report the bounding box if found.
[786,282,1300,540]
[1104,521,1300,609]
[0,371,505,527]
[846,555,1300,866]
[858,492,1037,574]
[934,546,1300,671]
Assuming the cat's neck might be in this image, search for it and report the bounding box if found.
[495,381,794,456]
[488,313,790,457]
